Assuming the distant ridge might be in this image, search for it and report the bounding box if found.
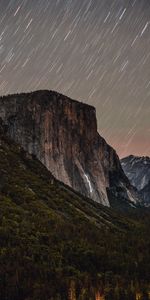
[121,155,150,207]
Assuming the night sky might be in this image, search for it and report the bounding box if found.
[0,0,150,158]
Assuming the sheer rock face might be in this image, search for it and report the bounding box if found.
[0,90,139,206]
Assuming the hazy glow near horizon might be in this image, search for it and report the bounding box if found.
[0,0,150,158]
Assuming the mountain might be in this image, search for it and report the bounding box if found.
[121,155,150,206]
[0,119,150,300]
[0,117,124,230]
[0,90,140,208]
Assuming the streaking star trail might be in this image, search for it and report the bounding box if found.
[0,0,150,157]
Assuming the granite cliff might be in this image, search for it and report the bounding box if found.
[0,90,140,207]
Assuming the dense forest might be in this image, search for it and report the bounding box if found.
[0,126,150,300]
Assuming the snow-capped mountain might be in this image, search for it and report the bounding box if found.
[121,155,150,206]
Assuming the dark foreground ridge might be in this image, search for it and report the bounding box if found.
[0,121,150,299]
[0,89,140,208]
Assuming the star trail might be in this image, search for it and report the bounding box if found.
[0,0,150,157]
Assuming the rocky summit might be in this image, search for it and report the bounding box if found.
[0,90,140,207]
[121,155,150,207]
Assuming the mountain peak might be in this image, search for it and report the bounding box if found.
[0,89,140,208]
[0,89,96,111]
[121,155,150,206]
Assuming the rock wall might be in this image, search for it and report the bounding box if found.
[0,90,139,206]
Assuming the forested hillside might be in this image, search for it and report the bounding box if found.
[0,124,150,300]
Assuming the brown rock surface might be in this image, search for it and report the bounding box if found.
[0,90,140,206]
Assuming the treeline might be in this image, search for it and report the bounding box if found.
[0,196,150,300]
